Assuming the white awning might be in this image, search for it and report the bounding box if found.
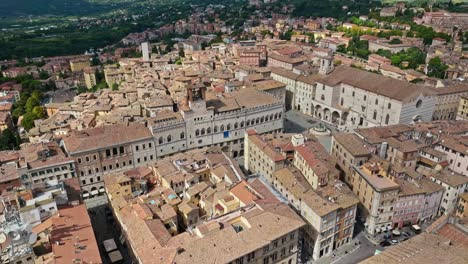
[82,193,89,198]
[90,190,99,195]
[99,188,105,193]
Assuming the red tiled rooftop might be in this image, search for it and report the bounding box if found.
[50,205,102,264]
[437,224,468,248]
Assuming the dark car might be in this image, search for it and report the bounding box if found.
[379,240,392,247]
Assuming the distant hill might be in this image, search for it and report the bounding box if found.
[0,0,129,17]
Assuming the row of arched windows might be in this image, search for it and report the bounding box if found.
[157,112,283,144]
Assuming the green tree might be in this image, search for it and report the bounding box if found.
[32,106,46,119]
[31,90,42,101]
[77,86,88,94]
[39,71,50,80]
[21,112,38,131]
[25,96,40,113]
[0,129,20,150]
[427,57,449,79]
[179,48,185,58]
[337,44,347,53]
[112,83,119,91]
[389,38,402,44]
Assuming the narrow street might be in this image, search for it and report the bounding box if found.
[88,204,132,264]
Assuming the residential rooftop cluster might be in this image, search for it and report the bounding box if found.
[1,0,468,263]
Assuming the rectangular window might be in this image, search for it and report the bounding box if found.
[119,146,124,154]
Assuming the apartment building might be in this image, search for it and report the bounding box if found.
[0,151,23,193]
[267,53,307,70]
[331,133,375,181]
[431,83,468,120]
[434,135,468,176]
[428,169,468,215]
[392,177,443,229]
[385,137,420,168]
[456,193,468,218]
[84,67,97,89]
[351,162,399,235]
[456,95,468,120]
[62,123,155,200]
[19,142,76,187]
[270,67,321,111]
[245,131,359,261]
[70,58,91,72]
[311,66,436,130]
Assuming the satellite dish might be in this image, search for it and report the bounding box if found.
[28,233,37,245]
[8,231,20,241]
[0,232,6,243]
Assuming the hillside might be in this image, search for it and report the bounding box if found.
[0,0,143,17]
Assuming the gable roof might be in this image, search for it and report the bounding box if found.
[319,66,435,102]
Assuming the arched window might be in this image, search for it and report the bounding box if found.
[265,115,269,122]
[234,122,238,129]
[247,120,251,126]
[158,137,163,144]
[180,132,185,139]
[207,127,211,134]
[388,102,392,109]
[240,121,244,128]
[340,98,344,106]
[260,116,264,123]
[278,113,282,118]
[220,125,225,131]
[270,114,274,120]
[385,114,390,125]
[214,126,218,133]
[416,99,422,108]
[321,94,325,100]
[227,123,231,130]
[274,113,278,119]
[167,135,172,143]
[373,111,377,120]
[201,128,205,135]
[195,129,200,136]
[256,117,260,124]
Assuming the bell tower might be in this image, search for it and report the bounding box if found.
[319,55,334,75]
